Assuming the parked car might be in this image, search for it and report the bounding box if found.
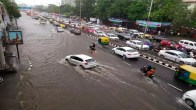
[117,32,132,40]
[106,33,119,40]
[130,32,144,39]
[158,50,196,65]
[70,28,81,35]
[116,27,127,32]
[153,36,166,42]
[84,28,95,33]
[179,40,196,50]
[56,27,64,32]
[65,54,97,69]
[126,40,149,50]
[142,39,154,50]
[112,47,140,59]
[94,30,107,36]
[160,39,183,50]
[182,90,196,108]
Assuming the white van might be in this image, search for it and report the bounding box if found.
[179,40,196,50]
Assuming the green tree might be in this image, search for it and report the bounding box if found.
[127,0,148,21]
[47,4,59,13]
[0,0,21,18]
[60,4,73,15]
[73,0,96,19]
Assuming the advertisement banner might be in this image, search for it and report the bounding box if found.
[8,31,23,45]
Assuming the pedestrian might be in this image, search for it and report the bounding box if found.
[158,30,161,36]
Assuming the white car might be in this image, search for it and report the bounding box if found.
[126,40,149,50]
[65,54,97,69]
[106,33,119,40]
[182,90,196,108]
[158,50,196,65]
[39,20,46,24]
[94,30,107,36]
[112,47,140,59]
[56,27,64,32]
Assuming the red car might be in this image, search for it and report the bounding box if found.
[160,39,183,50]
[84,28,95,33]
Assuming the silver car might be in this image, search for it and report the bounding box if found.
[158,50,196,65]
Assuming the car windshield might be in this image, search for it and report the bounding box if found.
[86,59,95,63]
[136,42,142,45]
[178,53,191,58]
[110,35,117,37]
[127,49,136,52]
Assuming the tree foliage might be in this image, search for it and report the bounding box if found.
[0,0,21,18]
[47,4,59,13]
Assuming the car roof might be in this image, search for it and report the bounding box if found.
[166,50,183,54]
[180,40,196,43]
[74,54,93,60]
[131,40,141,42]
[119,47,134,50]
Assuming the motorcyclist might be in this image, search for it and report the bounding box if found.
[146,67,155,78]
[89,43,96,54]
[143,65,155,78]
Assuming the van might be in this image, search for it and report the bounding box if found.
[179,40,196,50]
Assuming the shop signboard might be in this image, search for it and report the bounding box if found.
[8,31,23,45]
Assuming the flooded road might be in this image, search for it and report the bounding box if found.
[14,13,192,110]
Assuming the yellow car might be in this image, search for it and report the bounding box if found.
[141,34,153,39]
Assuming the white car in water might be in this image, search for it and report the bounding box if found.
[56,27,64,32]
[112,47,140,59]
[65,54,97,69]
[126,40,149,50]
[182,90,196,108]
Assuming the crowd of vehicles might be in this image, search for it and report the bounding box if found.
[28,12,196,109]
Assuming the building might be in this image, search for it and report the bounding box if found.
[183,0,196,9]
[61,0,75,6]
[0,2,11,70]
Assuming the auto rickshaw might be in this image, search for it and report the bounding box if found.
[174,65,196,85]
[60,24,67,29]
[141,34,153,39]
[98,36,109,46]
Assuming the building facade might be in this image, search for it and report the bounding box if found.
[183,0,196,9]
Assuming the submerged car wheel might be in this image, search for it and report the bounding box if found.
[160,55,165,59]
[123,55,127,59]
[185,99,195,107]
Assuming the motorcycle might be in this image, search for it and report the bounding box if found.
[140,66,155,79]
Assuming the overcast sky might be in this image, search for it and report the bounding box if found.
[15,0,61,6]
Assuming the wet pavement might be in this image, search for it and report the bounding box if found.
[1,12,195,110]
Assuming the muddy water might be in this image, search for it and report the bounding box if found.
[16,13,190,110]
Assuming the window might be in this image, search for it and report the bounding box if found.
[121,49,126,52]
[86,59,95,63]
[133,42,136,44]
[180,41,184,43]
[165,52,173,55]
[127,49,136,52]
[184,42,189,45]
[189,43,193,46]
[75,57,83,62]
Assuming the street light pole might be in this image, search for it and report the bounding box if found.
[144,0,153,34]
[141,0,153,50]
[80,0,82,22]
